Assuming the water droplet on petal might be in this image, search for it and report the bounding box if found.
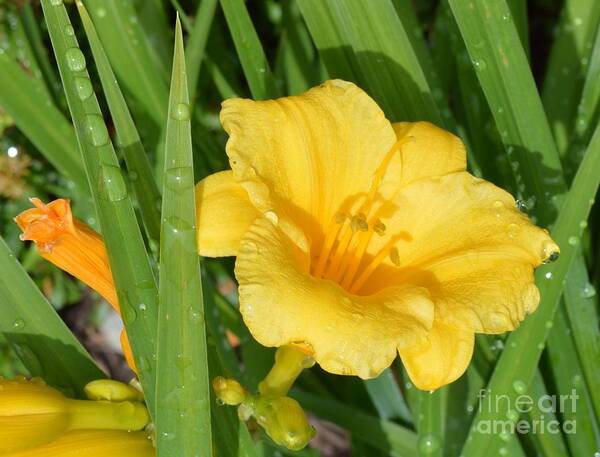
[265,210,279,225]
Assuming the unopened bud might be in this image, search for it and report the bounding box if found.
[213,377,247,405]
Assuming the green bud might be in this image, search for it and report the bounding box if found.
[213,376,247,405]
[254,396,315,451]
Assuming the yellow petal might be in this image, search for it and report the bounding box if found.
[195,170,260,257]
[399,322,474,391]
[0,377,148,454]
[235,217,434,379]
[392,121,466,185]
[220,79,397,247]
[360,172,557,333]
[7,431,154,457]
[0,377,70,454]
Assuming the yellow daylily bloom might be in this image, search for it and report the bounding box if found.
[195,79,558,390]
[15,198,135,371]
[0,377,149,454]
[5,430,154,457]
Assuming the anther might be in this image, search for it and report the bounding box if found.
[373,220,386,236]
[350,213,368,232]
[389,247,401,266]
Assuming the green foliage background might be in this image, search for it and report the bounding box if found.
[0,0,599,456]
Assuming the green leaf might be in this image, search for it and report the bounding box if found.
[364,368,412,423]
[541,0,600,155]
[83,0,169,127]
[292,390,418,457]
[297,0,441,123]
[40,0,159,416]
[185,0,218,102]
[0,54,87,193]
[77,2,162,243]
[219,0,279,99]
[448,0,565,226]
[460,121,600,455]
[0,237,104,396]
[155,18,212,456]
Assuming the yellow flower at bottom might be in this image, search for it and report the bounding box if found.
[15,198,135,371]
[0,377,149,454]
[5,431,154,457]
[195,79,559,390]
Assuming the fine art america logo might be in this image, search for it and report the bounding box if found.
[476,387,579,436]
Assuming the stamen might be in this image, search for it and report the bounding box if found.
[389,247,401,266]
[349,241,400,294]
[340,229,375,289]
[361,136,412,214]
[312,214,346,278]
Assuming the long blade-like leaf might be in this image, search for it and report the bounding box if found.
[155,18,212,456]
[77,3,162,243]
[41,0,158,416]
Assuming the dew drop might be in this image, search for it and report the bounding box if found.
[65,47,86,72]
[515,200,527,212]
[74,77,93,100]
[189,308,202,324]
[96,8,107,18]
[580,283,596,299]
[499,431,510,442]
[165,167,194,195]
[512,379,527,394]
[138,303,147,312]
[501,11,511,22]
[499,447,508,456]
[568,236,579,246]
[50,0,63,5]
[418,435,441,454]
[83,114,109,146]
[472,59,487,71]
[122,305,137,325]
[545,320,554,329]
[97,164,128,202]
[572,374,582,385]
[506,409,519,422]
[160,431,175,441]
[172,103,190,121]
[13,318,25,330]
[64,25,75,36]
[507,223,519,239]
[579,220,588,229]
[537,342,545,350]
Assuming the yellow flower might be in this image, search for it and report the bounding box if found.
[195,79,558,390]
[0,377,149,454]
[15,198,135,371]
[5,431,154,456]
